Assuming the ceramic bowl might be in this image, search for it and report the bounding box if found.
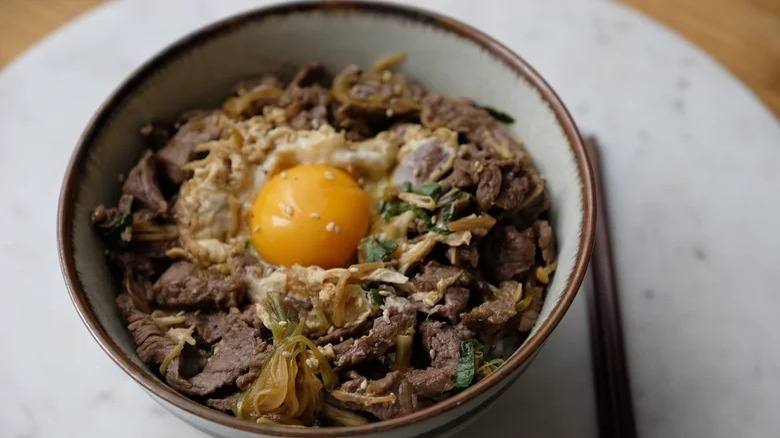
[58,1,595,437]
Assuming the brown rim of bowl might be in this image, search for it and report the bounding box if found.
[58,1,595,436]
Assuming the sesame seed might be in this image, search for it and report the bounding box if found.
[430,215,437,223]
[381,70,392,81]
[339,336,344,343]
[278,320,288,326]
[282,351,292,358]
[325,221,336,232]
[429,349,436,359]
[280,171,287,179]
[310,212,320,219]
[324,171,335,181]
[327,326,335,334]
[253,225,261,232]
[378,290,391,297]
[284,205,293,216]
[359,380,368,390]
[334,225,342,234]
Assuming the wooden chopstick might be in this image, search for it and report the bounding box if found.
[584,136,638,438]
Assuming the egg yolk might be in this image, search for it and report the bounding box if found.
[250,164,370,268]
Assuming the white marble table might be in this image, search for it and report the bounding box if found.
[1,0,778,437]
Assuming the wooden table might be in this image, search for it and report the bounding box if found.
[2,0,779,118]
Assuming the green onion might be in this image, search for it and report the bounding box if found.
[454,339,477,389]
[365,237,398,262]
[400,181,412,193]
[367,288,385,306]
[414,183,442,198]
[477,104,515,124]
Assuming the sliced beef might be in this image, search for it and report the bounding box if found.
[280,293,313,324]
[152,261,246,309]
[122,150,167,215]
[184,311,232,344]
[207,393,239,412]
[335,371,417,420]
[281,85,331,130]
[494,160,532,211]
[156,111,225,183]
[165,312,266,396]
[441,156,480,191]
[315,320,370,346]
[481,224,536,282]
[460,281,519,333]
[140,121,174,150]
[428,286,470,323]
[235,345,272,391]
[405,320,464,397]
[475,159,532,211]
[534,220,557,265]
[446,242,479,268]
[333,65,421,127]
[289,63,329,88]
[116,293,176,365]
[476,163,502,210]
[411,262,470,292]
[421,93,522,155]
[335,297,416,368]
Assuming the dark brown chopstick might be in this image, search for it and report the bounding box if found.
[585,136,638,438]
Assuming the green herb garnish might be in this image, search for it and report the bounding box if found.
[365,237,398,262]
[367,288,386,306]
[454,339,477,389]
[414,183,442,198]
[400,181,413,193]
[477,104,515,124]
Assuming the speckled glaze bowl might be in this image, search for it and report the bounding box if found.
[58,1,595,437]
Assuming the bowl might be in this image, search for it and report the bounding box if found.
[58,1,595,437]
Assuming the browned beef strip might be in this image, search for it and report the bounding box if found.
[235,347,271,391]
[411,261,471,291]
[460,281,519,333]
[165,313,266,396]
[428,286,470,323]
[140,121,174,150]
[122,150,168,216]
[446,242,480,268]
[314,320,370,346]
[405,320,465,397]
[116,293,176,365]
[534,220,557,265]
[281,85,331,130]
[183,311,234,344]
[207,393,239,412]
[335,297,416,368]
[481,224,536,283]
[280,293,312,324]
[476,162,502,210]
[156,111,224,183]
[289,63,329,88]
[336,371,417,420]
[493,160,532,211]
[152,261,246,309]
[421,93,523,155]
[441,156,480,190]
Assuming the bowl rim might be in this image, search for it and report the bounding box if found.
[57,1,595,436]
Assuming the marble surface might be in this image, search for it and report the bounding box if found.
[0,0,778,437]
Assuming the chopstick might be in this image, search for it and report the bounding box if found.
[584,136,638,438]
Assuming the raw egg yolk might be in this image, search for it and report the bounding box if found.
[250,164,370,268]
